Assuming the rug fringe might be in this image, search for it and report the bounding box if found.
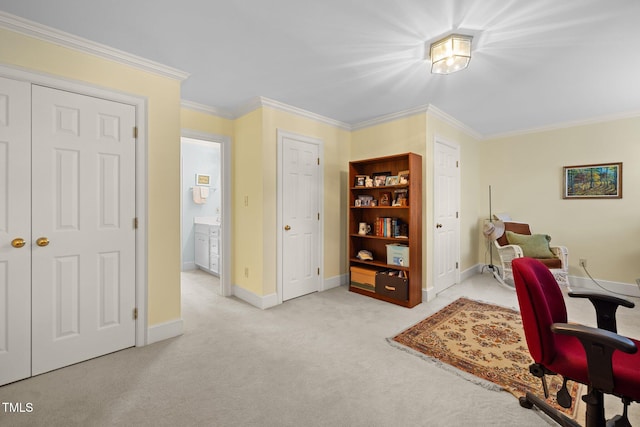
[386,337,505,393]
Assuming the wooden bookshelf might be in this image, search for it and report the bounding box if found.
[348,153,422,308]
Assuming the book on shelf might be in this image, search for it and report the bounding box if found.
[374,217,407,238]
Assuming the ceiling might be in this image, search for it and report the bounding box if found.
[2,0,640,137]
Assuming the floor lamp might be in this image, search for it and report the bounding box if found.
[482,186,512,290]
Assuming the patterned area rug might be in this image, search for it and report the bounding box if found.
[390,298,582,418]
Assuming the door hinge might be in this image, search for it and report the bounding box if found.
[317,157,320,165]
[317,268,320,275]
[456,211,459,219]
[455,262,459,269]
[456,160,459,167]
[134,217,138,229]
[317,212,320,220]
[133,127,138,138]
[133,308,138,320]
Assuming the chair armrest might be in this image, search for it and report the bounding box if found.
[494,243,524,260]
[569,291,635,308]
[568,291,635,332]
[552,323,637,353]
[552,322,637,393]
[549,245,568,268]
[549,245,568,255]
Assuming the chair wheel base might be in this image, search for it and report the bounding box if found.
[519,396,534,409]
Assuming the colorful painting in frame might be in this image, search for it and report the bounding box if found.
[563,162,622,199]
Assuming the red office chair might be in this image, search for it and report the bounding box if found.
[512,257,640,427]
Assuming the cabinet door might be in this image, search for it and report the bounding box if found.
[194,233,209,268]
[210,232,219,256]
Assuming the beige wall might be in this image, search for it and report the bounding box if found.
[261,108,351,292]
[351,113,483,292]
[482,117,640,284]
[1,28,183,326]
[181,108,234,137]
[183,105,350,298]
[233,109,265,294]
[230,107,350,296]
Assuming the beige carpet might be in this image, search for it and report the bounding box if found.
[390,297,582,419]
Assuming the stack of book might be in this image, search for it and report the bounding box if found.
[374,217,408,238]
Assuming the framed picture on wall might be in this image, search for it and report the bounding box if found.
[196,174,210,185]
[563,162,622,199]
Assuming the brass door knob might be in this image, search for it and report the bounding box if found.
[36,237,50,247]
[284,225,291,231]
[11,238,26,248]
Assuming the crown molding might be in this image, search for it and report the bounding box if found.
[351,103,482,140]
[235,96,351,130]
[425,105,483,140]
[485,110,640,140]
[0,11,190,81]
[233,97,264,119]
[180,100,234,120]
[351,104,429,131]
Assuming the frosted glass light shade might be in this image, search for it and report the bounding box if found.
[430,34,472,74]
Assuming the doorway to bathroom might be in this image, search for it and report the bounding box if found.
[180,131,231,297]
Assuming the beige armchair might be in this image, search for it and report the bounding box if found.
[493,222,569,286]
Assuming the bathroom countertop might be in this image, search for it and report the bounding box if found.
[194,217,220,226]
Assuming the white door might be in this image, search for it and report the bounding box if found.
[280,133,321,301]
[434,138,460,294]
[0,76,32,386]
[30,86,136,375]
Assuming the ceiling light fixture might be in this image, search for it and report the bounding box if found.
[429,34,473,75]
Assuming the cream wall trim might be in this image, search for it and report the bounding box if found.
[485,110,640,140]
[0,11,189,81]
[0,63,150,347]
[323,274,348,291]
[567,276,640,298]
[235,96,351,130]
[181,100,234,120]
[232,285,279,310]
[147,318,184,344]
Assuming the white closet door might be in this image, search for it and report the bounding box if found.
[0,76,31,385]
[281,135,320,301]
[31,85,137,375]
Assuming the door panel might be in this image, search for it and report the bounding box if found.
[31,85,136,375]
[434,140,460,294]
[282,136,319,301]
[0,76,31,386]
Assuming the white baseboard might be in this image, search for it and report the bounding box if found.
[462,263,484,282]
[232,275,348,309]
[182,261,196,271]
[232,284,279,309]
[323,273,348,291]
[423,264,483,302]
[567,275,640,298]
[147,318,184,344]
